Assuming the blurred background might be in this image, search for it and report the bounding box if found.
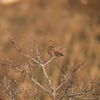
[0,0,100,99]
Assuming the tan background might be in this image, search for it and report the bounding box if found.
[0,0,100,99]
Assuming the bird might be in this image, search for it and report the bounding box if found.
[47,40,64,57]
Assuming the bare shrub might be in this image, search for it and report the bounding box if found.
[0,39,100,100]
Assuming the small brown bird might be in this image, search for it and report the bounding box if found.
[47,40,64,57]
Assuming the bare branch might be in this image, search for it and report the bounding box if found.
[30,77,51,94]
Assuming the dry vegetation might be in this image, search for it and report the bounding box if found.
[0,39,100,100]
[0,0,100,100]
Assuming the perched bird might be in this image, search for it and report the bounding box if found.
[47,40,64,57]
